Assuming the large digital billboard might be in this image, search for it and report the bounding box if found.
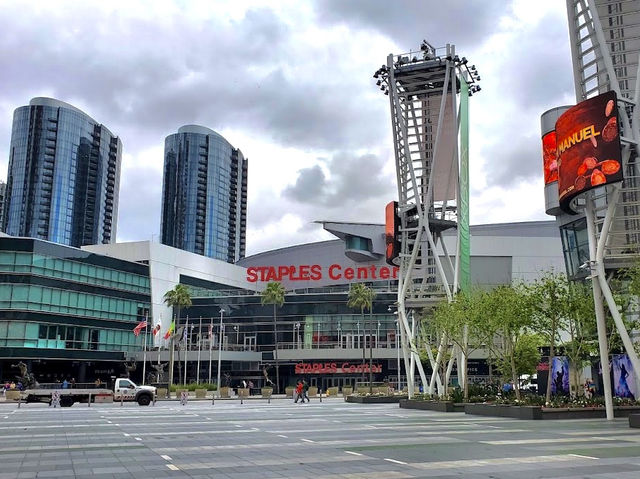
[542,130,558,184]
[556,91,623,214]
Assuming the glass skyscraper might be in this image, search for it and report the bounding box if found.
[160,125,247,262]
[2,98,122,247]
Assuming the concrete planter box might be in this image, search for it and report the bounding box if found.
[342,387,353,396]
[630,414,640,428]
[195,389,207,399]
[261,388,273,398]
[326,386,339,396]
[175,389,188,399]
[308,386,318,397]
[465,403,640,420]
[400,399,464,412]
[219,387,230,398]
[285,387,295,398]
[346,395,404,404]
[5,390,21,401]
[237,388,250,397]
[156,388,168,399]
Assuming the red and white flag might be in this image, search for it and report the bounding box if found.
[133,320,148,337]
[152,324,161,336]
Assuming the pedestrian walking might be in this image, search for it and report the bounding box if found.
[302,380,310,403]
[294,380,303,403]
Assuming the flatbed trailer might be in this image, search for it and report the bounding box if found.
[21,379,156,407]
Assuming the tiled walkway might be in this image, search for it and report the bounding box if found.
[1,399,639,478]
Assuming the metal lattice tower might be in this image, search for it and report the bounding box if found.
[375,42,479,396]
[567,0,640,265]
[565,0,640,419]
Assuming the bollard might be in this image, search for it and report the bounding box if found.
[212,395,215,406]
[240,396,243,405]
[120,395,124,407]
[319,389,322,403]
[88,393,91,407]
[153,393,156,406]
[18,395,21,409]
[268,397,270,404]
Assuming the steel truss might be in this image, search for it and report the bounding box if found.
[376,42,479,397]
[567,0,640,419]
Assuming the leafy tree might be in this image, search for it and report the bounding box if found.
[482,284,535,401]
[261,281,285,393]
[163,284,192,385]
[563,281,598,396]
[347,283,375,387]
[513,333,543,379]
[431,289,487,401]
[529,273,570,405]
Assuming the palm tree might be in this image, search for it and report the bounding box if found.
[163,284,192,386]
[261,281,285,394]
[348,283,375,389]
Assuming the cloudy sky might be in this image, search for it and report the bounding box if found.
[0,0,575,256]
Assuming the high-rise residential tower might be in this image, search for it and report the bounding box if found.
[0,180,6,232]
[160,125,247,262]
[2,98,122,246]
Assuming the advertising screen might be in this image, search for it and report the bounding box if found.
[385,201,400,266]
[556,91,623,214]
[541,131,558,184]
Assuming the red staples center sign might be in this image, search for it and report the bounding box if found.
[295,362,383,375]
[246,264,399,283]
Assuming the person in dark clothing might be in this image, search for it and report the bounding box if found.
[302,380,310,403]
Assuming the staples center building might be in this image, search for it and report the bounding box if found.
[1,220,563,390]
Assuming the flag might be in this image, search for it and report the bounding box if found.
[163,321,175,340]
[208,323,213,339]
[133,320,147,337]
[183,319,189,343]
[152,324,161,336]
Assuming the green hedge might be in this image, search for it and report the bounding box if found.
[169,382,217,392]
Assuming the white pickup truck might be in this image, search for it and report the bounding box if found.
[22,378,156,407]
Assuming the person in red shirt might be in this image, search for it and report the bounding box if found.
[294,380,303,403]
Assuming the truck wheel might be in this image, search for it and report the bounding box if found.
[60,397,74,407]
[137,394,151,406]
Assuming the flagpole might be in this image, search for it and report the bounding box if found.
[142,312,148,385]
[208,319,213,383]
[184,317,189,386]
[197,317,202,383]
[158,313,162,366]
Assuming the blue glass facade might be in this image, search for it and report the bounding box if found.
[2,98,122,247]
[161,125,247,262]
[0,237,151,383]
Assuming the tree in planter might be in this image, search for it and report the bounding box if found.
[563,281,598,397]
[163,284,192,386]
[530,273,570,406]
[483,284,536,401]
[431,289,487,402]
[261,281,285,394]
[347,283,375,390]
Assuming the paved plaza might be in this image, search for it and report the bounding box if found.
[1,398,640,478]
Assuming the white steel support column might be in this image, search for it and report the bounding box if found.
[566,0,640,405]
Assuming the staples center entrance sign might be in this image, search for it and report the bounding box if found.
[246,264,399,283]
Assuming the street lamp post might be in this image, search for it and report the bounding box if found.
[233,325,239,347]
[216,307,226,398]
[396,319,401,391]
[294,322,300,349]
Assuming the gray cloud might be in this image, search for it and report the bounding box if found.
[313,0,508,51]
[0,3,386,155]
[284,152,394,208]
